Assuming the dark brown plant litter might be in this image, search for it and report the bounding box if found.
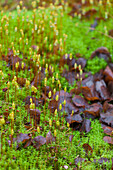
[90,47,111,63]
[82,143,93,154]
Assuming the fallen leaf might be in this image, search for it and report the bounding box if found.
[90,47,111,63]
[80,119,91,133]
[84,103,102,118]
[74,157,86,165]
[69,135,74,142]
[32,136,46,149]
[103,136,113,144]
[29,109,41,125]
[65,113,83,124]
[103,66,113,82]
[83,143,93,154]
[95,80,110,100]
[46,131,55,145]
[72,95,89,108]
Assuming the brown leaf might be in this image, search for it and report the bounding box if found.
[72,95,89,108]
[103,66,113,82]
[24,139,32,148]
[42,86,53,98]
[108,81,113,97]
[65,113,83,124]
[31,72,45,87]
[109,29,113,37]
[103,100,113,113]
[17,77,27,87]
[90,47,111,62]
[48,99,58,113]
[103,136,113,144]
[83,9,97,19]
[23,96,39,107]
[46,131,55,145]
[80,119,91,133]
[95,80,110,100]
[102,126,113,136]
[32,136,46,149]
[29,109,41,125]
[83,143,93,154]
[82,85,100,101]
[82,75,100,101]
[100,111,113,127]
[84,103,102,117]
[13,133,31,146]
[76,58,87,69]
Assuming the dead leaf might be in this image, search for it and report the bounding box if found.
[103,136,113,144]
[17,77,27,87]
[69,135,74,142]
[83,143,93,154]
[65,113,83,124]
[100,111,113,127]
[80,119,91,133]
[90,47,111,63]
[46,131,55,145]
[29,109,41,125]
[32,136,46,149]
[103,66,113,82]
[72,95,89,108]
[95,80,110,100]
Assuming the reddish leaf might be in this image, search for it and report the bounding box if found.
[103,136,113,144]
[102,126,113,136]
[3,111,9,121]
[32,136,46,149]
[46,131,55,145]
[83,143,93,154]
